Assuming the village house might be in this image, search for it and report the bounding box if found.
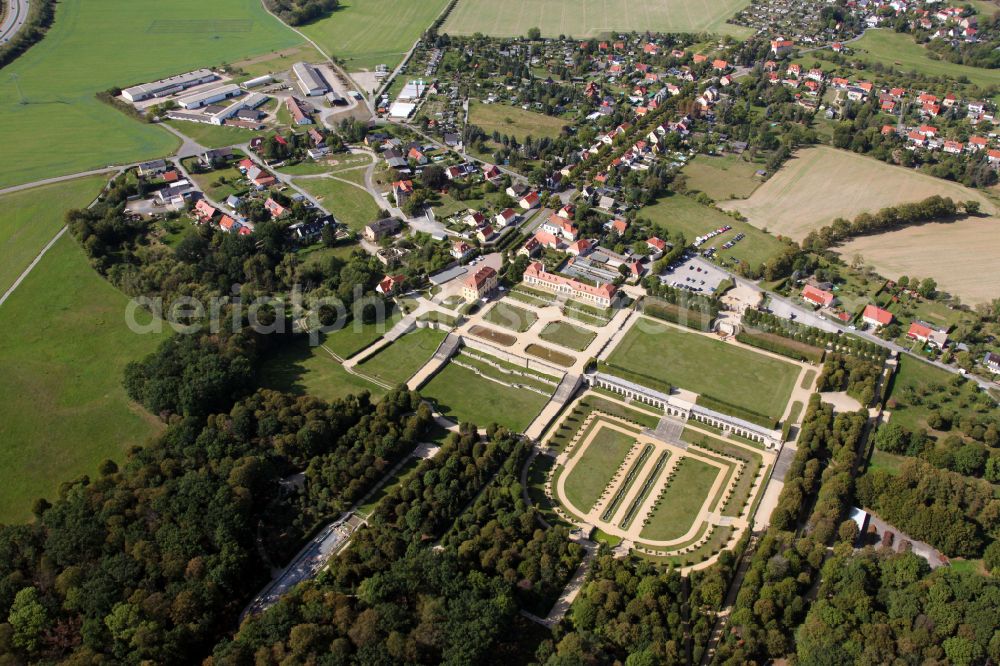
[462,265,498,302]
[801,284,836,308]
[541,214,579,241]
[495,208,518,227]
[376,274,406,295]
[908,321,948,348]
[862,304,893,328]
[983,351,1000,374]
[264,198,287,219]
[519,191,541,210]
[392,180,414,207]
[451,240,474,260]
[194,199,217,223]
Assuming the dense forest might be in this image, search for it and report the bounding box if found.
[0,386,428,662]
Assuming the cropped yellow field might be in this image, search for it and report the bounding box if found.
[839,218,1000,305]
[719,146,996,241]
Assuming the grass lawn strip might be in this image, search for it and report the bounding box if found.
[453,351,557,394]
[357,328,447,386]
[638,457,721,542]
[483,301,538,332]
[605,318,798,420]
[540,320,598,351]
[420,361,550,432]
[562,426,637,513]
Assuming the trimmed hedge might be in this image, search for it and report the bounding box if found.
[737,329,824,363]
[643,299,714,332]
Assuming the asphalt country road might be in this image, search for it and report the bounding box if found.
[0,0,28,45]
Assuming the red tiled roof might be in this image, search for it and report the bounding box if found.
[863,304,893,325]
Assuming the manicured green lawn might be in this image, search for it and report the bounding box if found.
[300,0,450,71]
[0,0,300,189]
[641,193,786,270]
[682,154,763,200]
[539,320,597,351]
[606,319,799,420]
[298,177,381,231]
[0,176,108,294]
[484,301,538,332]
[563,426,637,513]
[358,328,447,385]
[853,29,1000,90]
[420,362,550,432]
[259,335,386,402]
[0,235,168,522]
[165,120,260,150]
[639,457,720,541]
[322,307,402,359]
[468,101,569,142]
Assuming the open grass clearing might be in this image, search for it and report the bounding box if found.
[298,176,381,232]
[539,320,597,351]
[562,427,636,512]
[468,101,568,142]
[300,0,449,71]
[165,120,259,150]
[442,0,753,38]
[0,0,300,189]
[230,43,326,78]
[0,235,168,523]
[0,176,107,294]
[639,457,720,542]
[852,29,1000,90]
[642,193,786,270]
[605,319,798,420]
[421,361,550,432]
[719,146,997,242]
[260,335,386,402]
[837,217,1000,305]
[483,301,538,332]
[682,154,763,200]
[322,307,402,359]
[357,327,446,386]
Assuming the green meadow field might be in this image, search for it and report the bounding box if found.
[0,175,108,294]
[0,235,168,523]
[300,0,450,71]
[0,0,300,189]
[443,0,753,38]
[852,29,1000,90]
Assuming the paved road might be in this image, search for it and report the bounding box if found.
[0,0,28,45]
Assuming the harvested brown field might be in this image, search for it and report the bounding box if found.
[838,217,1000,305]
[719,146,996,241]
[468,325,517,347]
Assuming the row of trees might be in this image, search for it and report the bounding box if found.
[743,309,889,360]
[801,195,971,252]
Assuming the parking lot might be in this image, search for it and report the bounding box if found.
[660,256,728,295]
